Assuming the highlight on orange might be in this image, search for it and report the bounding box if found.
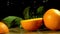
[0,22,9,34]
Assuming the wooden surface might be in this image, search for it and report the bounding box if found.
[9,28,60,34]
[9,28,20,34]
[20,29,60,34]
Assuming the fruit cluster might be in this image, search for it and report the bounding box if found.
[0,8,60,34]
[21,8,60,31]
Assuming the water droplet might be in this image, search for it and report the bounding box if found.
[11,3,13,4]
[7,3,9,6]
[43,1,46,3]
[34,1,36,3]
[7,1,10,6]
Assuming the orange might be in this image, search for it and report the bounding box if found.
[20,18,43,31]
[0,22,9,33]
[43,9,60,30]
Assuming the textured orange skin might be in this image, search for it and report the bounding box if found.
[0,22,9,33]
[21,18,43,31]
[43,9,60,30]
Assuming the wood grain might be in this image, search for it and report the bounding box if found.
[9,28,60,34]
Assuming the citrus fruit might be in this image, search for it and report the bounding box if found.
[21,18,43,31]
[43,9,60,30]
[0,22,9,34]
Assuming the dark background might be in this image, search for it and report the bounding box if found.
[0,0,60,20]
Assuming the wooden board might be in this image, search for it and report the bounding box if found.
[9,28,20,34]
[9,28,60,34]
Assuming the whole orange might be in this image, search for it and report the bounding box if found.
[43,9,60,30]
[0,22,9,33]
[20,18,43,31]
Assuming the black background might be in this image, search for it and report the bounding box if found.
[0,0,60,20]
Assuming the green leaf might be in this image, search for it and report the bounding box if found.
[3,16,18,28]
[23,7,30,19]
[15,17,22,28]
[36,6,44,18]
[3,16,23,28]
[37,6,44,14]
